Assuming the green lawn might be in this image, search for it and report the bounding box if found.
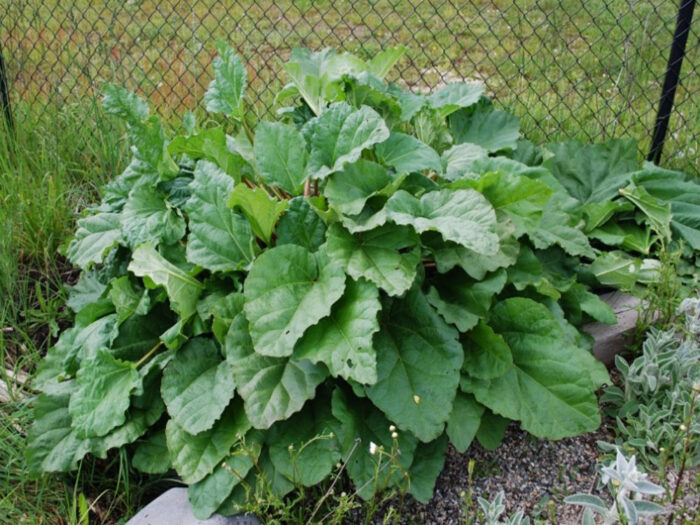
[2,0,699,171]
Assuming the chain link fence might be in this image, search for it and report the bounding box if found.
[1,0,698,172]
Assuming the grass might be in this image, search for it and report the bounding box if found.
[2,0,699,173]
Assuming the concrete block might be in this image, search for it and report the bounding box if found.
[583,291,641,366]
[126,488,260,525]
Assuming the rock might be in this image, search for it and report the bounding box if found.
[583,291,641,366]
[126,488,260,525]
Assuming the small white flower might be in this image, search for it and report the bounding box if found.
[413,394,421,404]
[680,424,688,431]
[389,425,396,432]
[369,441,378,455]
[391,431,399,439]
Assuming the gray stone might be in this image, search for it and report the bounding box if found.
[126,488,261,525]
[583,291,642,366]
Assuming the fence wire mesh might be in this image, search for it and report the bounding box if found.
[1,0,698,172]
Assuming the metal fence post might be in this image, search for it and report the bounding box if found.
[0,40,13,132]
[647,0,696,164]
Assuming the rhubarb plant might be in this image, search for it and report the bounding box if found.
[27,43,700,518]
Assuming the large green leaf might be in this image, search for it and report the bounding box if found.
[187,432,259,519]
[227,184,288,243]
[544,139,638,204]
[166,401,251,484]
[204,42,247,119]
[331,388,417,499]
[325,223,420,297]
[367,46,406,79]
[275,197,327,251]
[121,185,186,248]
[464,170,552,237]
[386,189,498,254]
[267,399,340,486]
[225,309,327,429]
[426,227,520,279]
[109,276,151,323]
[460,298,603,439]
[461,321,513,381]
[407,433,448,503]
[304,103,389,180]
[374,132,442,174]
[243,244,346,357]
[253,122,308,194]
[161,338,235,435]
[619,183,672,241]
[450,103,520,152]
[66,213,123,269]
[366,288,463,442]
[588,251,659,291]
[185,161,256,272]
[132,430,171,474]
[633,164,700,250]
[325,159,397,216]
[426,269,506,332]
[128,244,203,319]
[102,84,149,126]
[530,196,595,258]
[428,82,484,118]
[294,278,381,384]
[441,143,488,180]
[446,392,484,453]
[68,350,141,438]
[27,389,89,473]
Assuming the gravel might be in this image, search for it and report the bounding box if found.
[348,422,614,524]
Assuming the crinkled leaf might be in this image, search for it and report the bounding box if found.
[275,197,327,251]
[633,164,700,250]
[461,320,513,380]
[386,189,498,254]
[325,159,397,216]
[27,388,89,473]
[161,337,235,435]
[253,122,308,194]
[204,41,247,119]
[544,138,638,204]
[227,184,288,243]
[305,103,389,180]
[446,392,484,453]
[582,200,635,232]
[450,104,520,152]
[366,288,463,442]
[326,223,420,297]
[166,401,250,484]
[244,244,346,357]
[66,272,107,313]
[407,433,448,503]
[620,183,671,241]
[530,197,595,258]
[374,132,442,174]
[464,170,552,237]
[460,298,603,439]
[128,244,203,319]
[109,276,151,323]
[294,278,381,384]
[562,283,617,325]
[69,350,141,438]
[428,82,484,118]
[66,213,123,269]
[475,409,510,450]
[102,84,149,126]
[589,251,659,291]
[427,269,506,332]
[185,161,256,272]
[267,399,340,486]
[331,388,417,499]
[224,309,327,429]
[121,185,186,248]
[132,430,171,474]
[441,143,488,180]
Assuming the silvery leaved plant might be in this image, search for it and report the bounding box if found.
[565,448,665,524]
[477,491,529,525]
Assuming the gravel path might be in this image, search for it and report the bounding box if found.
[348,422,614,524]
